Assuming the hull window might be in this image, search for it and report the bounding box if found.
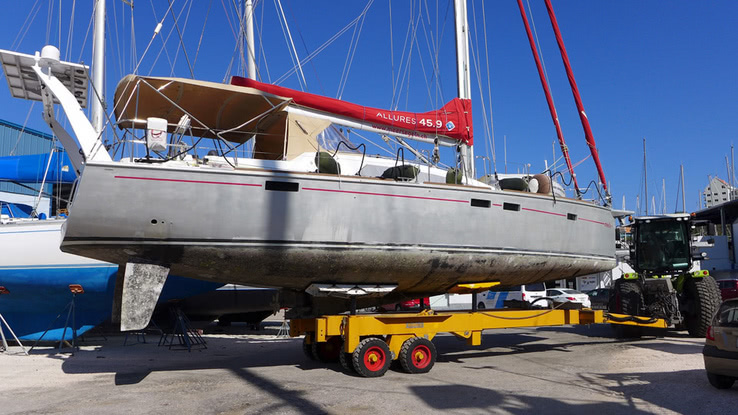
[503,202,520,212]
[567,213,578,221]
[265,181,300,192]
[471,199,491,208]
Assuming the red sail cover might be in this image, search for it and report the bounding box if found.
[231,76,473,145]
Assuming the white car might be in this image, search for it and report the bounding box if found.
[546,288,591,308]
[478,283,548,309]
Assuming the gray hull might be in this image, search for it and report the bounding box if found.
[62,161,615,295]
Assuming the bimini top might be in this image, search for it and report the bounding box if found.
[231,76,473,146]
[113,75,291,143]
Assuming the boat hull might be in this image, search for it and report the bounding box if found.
[0,219,222,341]
[62,162,616,295]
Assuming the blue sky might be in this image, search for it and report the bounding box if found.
[0,0,736,213]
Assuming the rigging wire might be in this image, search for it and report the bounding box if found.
[12,0,42,50]
[167,0,196,77]
[192,0,214,69]
[256,0,272,82]
[479,0,497,174]
[272,12,365,86]
[336,0,374,100]
[274,0,307,90]
[130,0,175,75]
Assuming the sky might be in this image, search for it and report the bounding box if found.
[0,0,736,213]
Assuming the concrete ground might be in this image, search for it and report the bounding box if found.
[1,315,736,415]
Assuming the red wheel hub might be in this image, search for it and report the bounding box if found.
[410,344,432,369]
[363,346,387,371]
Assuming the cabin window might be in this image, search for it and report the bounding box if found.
[503,202,520,212]
[265,181,299,192]
[471,199,491,208]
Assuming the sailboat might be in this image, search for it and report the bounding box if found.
[0,0,615,330]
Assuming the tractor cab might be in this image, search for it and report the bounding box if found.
[629,214,693,276]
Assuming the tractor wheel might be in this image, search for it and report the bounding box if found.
[399,337,437,374]
[684,275,721,338]
[609,279,644,338]
[352,338,391,377]
[477,302,486,310]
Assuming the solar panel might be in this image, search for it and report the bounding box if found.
[0,49,89,108]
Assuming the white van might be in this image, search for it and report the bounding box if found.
[477,283,548,309]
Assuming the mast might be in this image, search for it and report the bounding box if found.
[680,164,686,213]
[643,138,648,215]
[544,0,609,204]
[517,0,580,198]
[453,0,474,180]
[91,0,106,135]
[245,0,256,80]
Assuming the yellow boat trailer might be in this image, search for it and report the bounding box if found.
[290,308,667,377]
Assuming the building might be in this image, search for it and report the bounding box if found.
[0,119,64,217]
[703,176,737,209]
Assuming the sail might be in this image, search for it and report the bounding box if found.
[231,77,473,146]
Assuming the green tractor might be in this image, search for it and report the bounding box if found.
[609,213,721,337]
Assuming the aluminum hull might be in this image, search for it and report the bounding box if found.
[62,161,616,295]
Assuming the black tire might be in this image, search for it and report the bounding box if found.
[477,302,486,310]
[395,304,402,312]
[707,372,735,389]
[684,276,721,338]
[352,338,391,377]
[609,279,644,338]
[302,335,317,360]
[311,336,342,363]
[339,341,355,373]
[399,337,437,374]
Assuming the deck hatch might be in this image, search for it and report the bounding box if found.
[470,199,491,208]
[265,181,300,192]
[503,202,520,212]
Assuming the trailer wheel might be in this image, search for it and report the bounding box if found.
[684,275,721,338]
[339,345,355,373]
[352,338,391,377]
[302,335,317,360]
[399,337,436,374]
[609,279,644,338]
[311,336,342,363]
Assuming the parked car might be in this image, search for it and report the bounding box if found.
[546,288,591,308]
[717,278,738,301]
[379,297,430,312]
[703,298,738,389]
[585,288,610,310]
[477,283,548,309]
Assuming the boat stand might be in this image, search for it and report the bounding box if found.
[158,307,206,352]
[0,286,28,355]
[29,284,84,353]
